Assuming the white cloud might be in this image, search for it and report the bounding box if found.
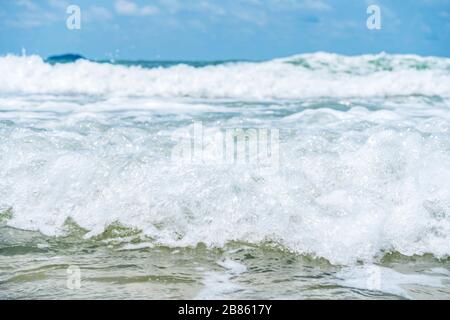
[197,1,227,16]
[158,0,226,16]
[86,6,114,21]
[270,0,332,11]
[300,0,331,11]
[115,0,159,16]
[15,0,39,11]
[233,9,267,26]
[8,0,59,28]
[47,0,70,9]
[158,0,182,14]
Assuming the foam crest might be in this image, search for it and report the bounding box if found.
[0,53,449,100]
[1,104,450,265]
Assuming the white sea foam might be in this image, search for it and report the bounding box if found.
[336,265,446,299]
[1,53,450,265]
[0,53,449,100]
[196,259,248,299]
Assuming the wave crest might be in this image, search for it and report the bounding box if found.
[1,53,449,100]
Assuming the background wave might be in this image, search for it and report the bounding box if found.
[1,53,449,100]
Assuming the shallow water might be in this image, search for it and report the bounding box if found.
[1,226,449,300]
[0,53,450,299]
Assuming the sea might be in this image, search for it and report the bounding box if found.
[0,52,449,299]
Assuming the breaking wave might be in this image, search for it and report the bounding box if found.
[0,52,449,99]
[1,52,450,265]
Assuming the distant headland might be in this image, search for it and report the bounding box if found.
[46,54,87,63]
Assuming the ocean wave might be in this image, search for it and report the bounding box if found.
[1,105,450,265]
[1,52,450,265]
[0,53,449,100]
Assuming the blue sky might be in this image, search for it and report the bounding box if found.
[0,0,449,60]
